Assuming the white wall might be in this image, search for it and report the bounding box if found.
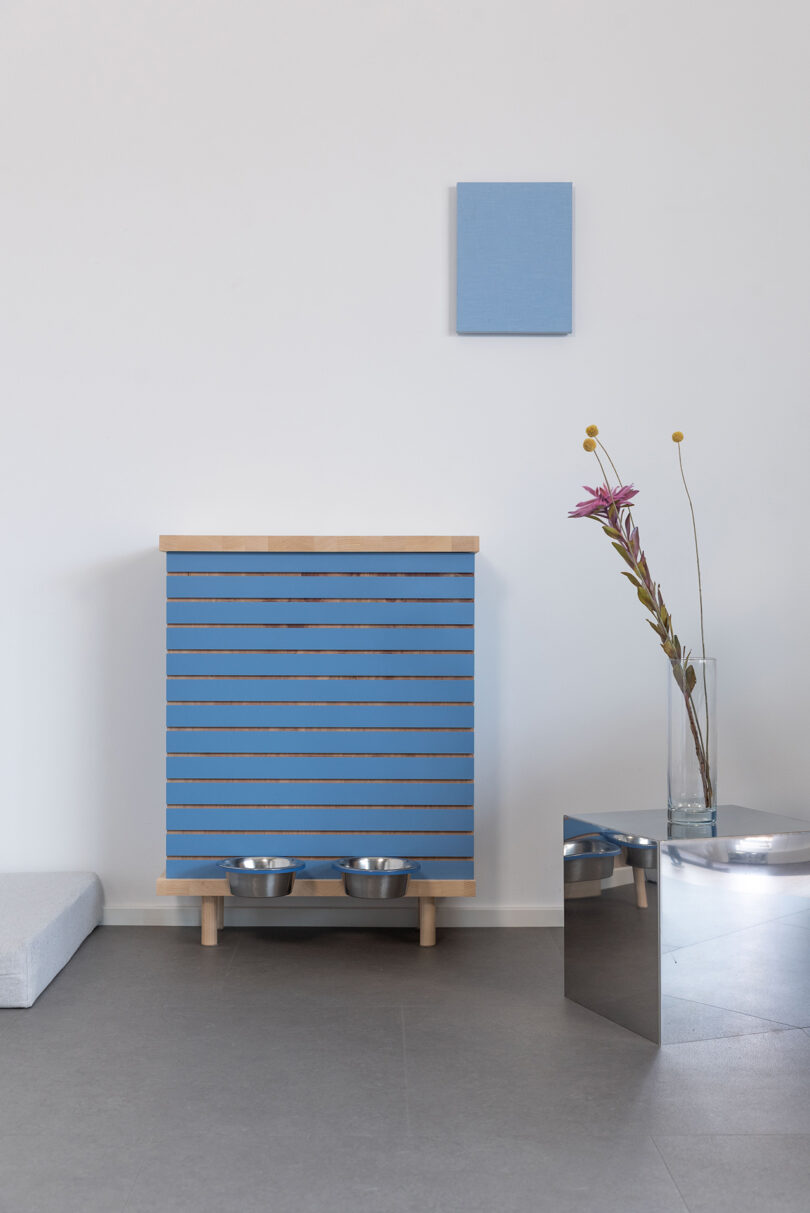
[3,1,809,925]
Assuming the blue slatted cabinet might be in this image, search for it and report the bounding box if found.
[158,538,478,938]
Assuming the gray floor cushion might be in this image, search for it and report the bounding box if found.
[0,872,103,1007]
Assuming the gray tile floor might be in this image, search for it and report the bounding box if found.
[1,926,809,1213]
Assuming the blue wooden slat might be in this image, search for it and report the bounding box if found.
[167,553,475,573]
[167,576,473,599]
[166,834,473,858]
[167,601,474,625]
[166,808,474,830]
[167,730,473,754]
[167,652,473,677]
[167,755,473,779]
[165,858,474,879]
[166,704,475,727]
[167,627,472,651]
[166,783,474,805]
[167,679,474,702]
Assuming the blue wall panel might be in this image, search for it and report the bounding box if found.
[456,181,573,334]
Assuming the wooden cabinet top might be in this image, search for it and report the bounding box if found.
[159,535,479,553]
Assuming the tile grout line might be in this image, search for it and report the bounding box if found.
[663,911,810,958]
[664,992,797,1032]
[119,1147,149,1213]
[650,1135,693,1212]
[662,1026,809,1051]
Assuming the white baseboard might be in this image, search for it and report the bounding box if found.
[101,902,564,928]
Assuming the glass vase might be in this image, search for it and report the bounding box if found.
[667,657,716,824]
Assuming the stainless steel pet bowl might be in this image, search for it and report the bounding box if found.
[334,857,420,899]
[563,838,620,884]
[218,857,305,898]
[603,830,658,870]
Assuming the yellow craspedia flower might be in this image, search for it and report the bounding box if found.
[583,438,597,452]
[672,431,684,443]
[585,425,599,437]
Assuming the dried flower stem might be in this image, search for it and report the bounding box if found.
[676,443,706,661]
[581,451,713,809]
[675,440,711,805]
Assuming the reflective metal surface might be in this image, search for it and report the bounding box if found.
[564,806,810,1045]
[219,856,305,898]
[602,831,658,869]
[334,857,420,899]
[563,838,620,883]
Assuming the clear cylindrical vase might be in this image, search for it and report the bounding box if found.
[667,657,716,824]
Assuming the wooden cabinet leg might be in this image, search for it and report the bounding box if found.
[419,897,437,947]
[201,896,219,946]
[216,896,225,930]
[633,867,648,910]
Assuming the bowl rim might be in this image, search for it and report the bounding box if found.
[563,837,621,860]
[333,857,421,875]
[602,829,658,849]
[218,857,306,873]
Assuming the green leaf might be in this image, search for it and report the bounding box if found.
[637,586,656,611]
[611,542,636,570]
[620,570,643,590]
[648,619,667,640]
[602,525,622,540]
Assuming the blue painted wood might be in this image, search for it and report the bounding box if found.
[167,627,472,651]
[167,553,475,573]
[167,730,473,754]
[164,547,476,885]
[166,704,475,728]
[167,755,473,779]
[165,858,474,880]
[166,834,473,858]
[167,652,474,677]
[167,679,474,703]
[167,601,474,625]
[167,783,474,805]
[167,575,473,599]
[166,808,474,830]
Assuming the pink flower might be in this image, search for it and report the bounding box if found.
[569,483,639,518]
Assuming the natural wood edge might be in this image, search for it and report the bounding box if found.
[418,896,437,946]
[159,535,480,553]
[200,896,219,945]
[156,875,476,898]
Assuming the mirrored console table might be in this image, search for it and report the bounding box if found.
[563,806,810,1044]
